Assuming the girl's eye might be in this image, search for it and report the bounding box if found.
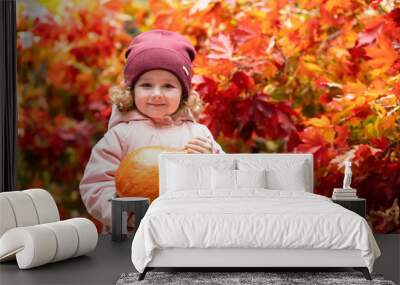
[164,84,175,89]
[140,83,152,88]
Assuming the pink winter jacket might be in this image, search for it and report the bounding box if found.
[79,106,224,233]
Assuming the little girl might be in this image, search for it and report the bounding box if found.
[79,30,224,233]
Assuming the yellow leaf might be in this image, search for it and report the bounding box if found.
[331,106,352,124]
[388,74,400,84]
[304,62,323,73]
[308,115,331,127]
[372,104,387,117]
[365,122,378,138]
[37,0,60,13]
[321,128,336,144]
[369,67,388,80]
[250,9,267,20]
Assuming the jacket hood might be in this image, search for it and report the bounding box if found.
[107,105,196,130]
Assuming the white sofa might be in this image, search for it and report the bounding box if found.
[131,153,380,281]
[0,189,98,269]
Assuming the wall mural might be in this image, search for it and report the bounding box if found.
[16,0,400,233]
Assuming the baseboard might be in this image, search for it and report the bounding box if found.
[373,234,400,285]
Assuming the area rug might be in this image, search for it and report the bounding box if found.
[116,271,396,285]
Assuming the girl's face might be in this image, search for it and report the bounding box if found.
[133,69,182,119]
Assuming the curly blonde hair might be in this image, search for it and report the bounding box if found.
[108,84,204,120]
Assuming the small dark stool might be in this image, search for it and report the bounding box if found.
[111,197,150,242]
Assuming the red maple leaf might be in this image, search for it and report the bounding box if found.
[232,71,255,91]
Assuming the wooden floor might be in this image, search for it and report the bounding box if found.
[373,234,400,284]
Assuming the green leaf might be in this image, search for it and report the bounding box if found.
[271,88,287,100]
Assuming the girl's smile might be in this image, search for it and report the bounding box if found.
[148,103,166,106]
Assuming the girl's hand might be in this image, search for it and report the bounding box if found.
[185,137,213,154]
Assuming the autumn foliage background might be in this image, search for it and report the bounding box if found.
[16,0,400,233]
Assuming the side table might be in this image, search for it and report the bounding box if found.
[111,197,150,242]
[331,198,366,218]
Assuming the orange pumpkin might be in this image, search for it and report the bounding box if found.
[115,146,185,201]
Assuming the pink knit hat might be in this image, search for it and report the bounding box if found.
[124,29,196,98]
